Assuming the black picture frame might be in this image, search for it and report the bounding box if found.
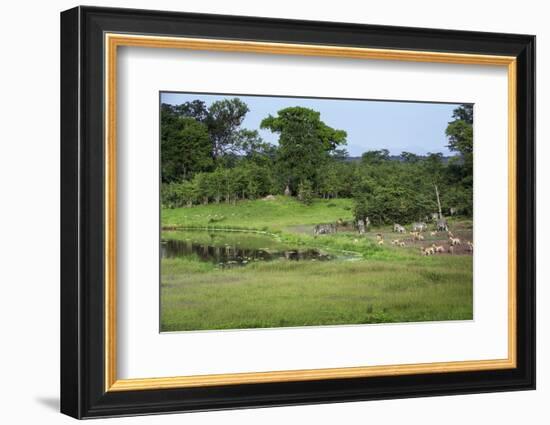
[61,5,535,419]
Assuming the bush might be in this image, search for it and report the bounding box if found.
[352,194,369,223]
[161,181,197,208]
[297,180,314,205]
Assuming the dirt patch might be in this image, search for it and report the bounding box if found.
[368,225,473,256]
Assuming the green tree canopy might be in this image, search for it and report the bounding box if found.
[445,104,473,214]
[206,98,250,159]
[260,107,347,193]
[400,151,420,163]
[161,116,213,182]
[361,149,390,164]
[173,99,209,122]
[162,98,268,167]
[446,104,473,174]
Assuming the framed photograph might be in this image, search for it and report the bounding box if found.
[60,6,535,419]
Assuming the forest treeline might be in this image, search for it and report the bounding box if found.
[161,98,473,224]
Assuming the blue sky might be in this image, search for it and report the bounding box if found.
[161,92,465,157]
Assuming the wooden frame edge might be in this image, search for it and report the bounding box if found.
[507,59,518,369]
[104,33,518,392]
[108,358,516,391]
[105,33,118,390]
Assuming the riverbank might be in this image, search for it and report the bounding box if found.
[160,197,473,331]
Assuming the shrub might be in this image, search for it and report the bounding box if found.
[297,180,314,205]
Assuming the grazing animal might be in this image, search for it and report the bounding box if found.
[391,239,400,245]
[447,231,454,238]
[431,212,439,221]
[377,239,384,245]
[466,241,474,252]
[314,223,336,236]
[410,231,424,241]
[450,207,457,216]
[356,219,366,235]
[448,245,454,255]
[393,223,406,233]
[399,241,406,247]
[449,237,461,246]
[412,222,427,232]
[430,231,437,236]
[432,244,445,253]
[421,246,435,256]
[436,218,449,232]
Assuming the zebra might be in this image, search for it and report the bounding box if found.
[393,223,406,233]
[436,218,448,232]
[411,222,427,232]
[313,223,336,236]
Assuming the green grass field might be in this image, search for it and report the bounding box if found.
[161,196,473,331]
[162,196,355,231]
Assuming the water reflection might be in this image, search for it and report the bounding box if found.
[161,235,331,267]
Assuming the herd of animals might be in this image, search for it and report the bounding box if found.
[313,216,473,256]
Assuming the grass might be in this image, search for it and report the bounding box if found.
[163,229,295,250]
[161,256,472,331]
[162,196,354,231]
[160,196,473,331]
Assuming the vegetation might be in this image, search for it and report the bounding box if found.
[161,255,472,331]
[161,197,473,331]
[159,97,474,331]
[161,99,473,222]
[162,196,354,231]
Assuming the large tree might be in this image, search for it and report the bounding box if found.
[205,98,250,159]
[446,104,473,174]
[162,98,265,163]
[444,104,474,214]
[260,107,347,194]
[160,116,213,182]
[174,99,209,122]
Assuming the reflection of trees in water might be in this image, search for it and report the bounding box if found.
[161,239,331,266]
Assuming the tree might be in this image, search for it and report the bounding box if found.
[206,98,250,159]
[160,180,198,208]
[173,100,209,122]
[446,104,473,174]
[445,104,474,214]
[162,98,275,172]
[260,107,347,194]
[361,149,390,164]
[319,160,348,199]
[353,193,370,223]
[234,129,273,157]
[297,180,314,205]
[450,103,473,124]
[193,172,215,205]
[400,151,420,163]
[160,116,213,182]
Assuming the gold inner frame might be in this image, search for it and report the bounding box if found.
[104,33,517,392]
